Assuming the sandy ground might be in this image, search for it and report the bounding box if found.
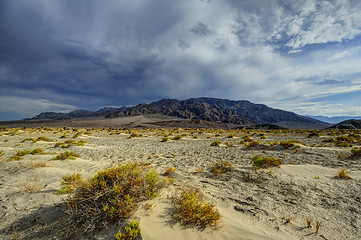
[0,128,360,239]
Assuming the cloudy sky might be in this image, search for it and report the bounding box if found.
[1,0,361,121]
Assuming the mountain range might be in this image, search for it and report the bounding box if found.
[28,97,330,129]
[307,115,361,124]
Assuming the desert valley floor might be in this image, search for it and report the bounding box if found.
[0,127,360,239]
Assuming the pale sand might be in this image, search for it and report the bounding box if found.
[0,128,360,239]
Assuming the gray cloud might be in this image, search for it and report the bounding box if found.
[1,0,361,120]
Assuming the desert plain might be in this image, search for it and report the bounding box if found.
[0,124,360,239]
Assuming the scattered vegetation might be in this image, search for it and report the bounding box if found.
[7,148,45,161]
[54,140,87,148]
[334,169,351,179]
[53,151,80,160]
[209,160,233,176]
[115,220,141,240]
[160,137,169,142]
[252,155,282,169]
[172,187,221,228]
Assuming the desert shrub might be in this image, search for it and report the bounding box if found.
[307,131,320,138]
[36,136,52,142]
[279,141,295,148]
[210,140,222,146]
[334,169,351,179]
[128,133,141,139]
[54,140,87,148]
[61,162,160,237]
[7,148,44,161]
[252,155,282,169]
[21,138,36,143]
[53,151,80,160]
[58,173,83,194]
[164,167,176,176]
[226,134,234,138]
[209,161,233,176]
[172,135,182,141]
[115,220,141,240]
[350,147,361,158]
[160,137,169,142]
[30,148,44,155]
[172,187,220,228]
[244,139,260,148]
[0,150,4,156]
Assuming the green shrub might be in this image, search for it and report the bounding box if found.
[115,220,141,240]
[53,151,80,160]
[21,138,36,143]
[210,140,222,146]
[350,147,361,158]
[279,141,295,148]
[160,137,169,142]
[36,136,52,142]
[61,162,160,237]
[172,187,221,228]
[209,161,233,176]
[172,135,182,141]
[252,155,282,169]
[58,173,83,194]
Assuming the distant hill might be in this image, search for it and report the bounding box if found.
[328,119,361,129]
[28,97,330,129]
[307,115,361,124]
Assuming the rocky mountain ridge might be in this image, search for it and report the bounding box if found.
[28,98,328,129]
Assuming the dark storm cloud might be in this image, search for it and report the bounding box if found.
[1,0,361,120]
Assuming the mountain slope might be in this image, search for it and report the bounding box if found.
[328,119,361,129]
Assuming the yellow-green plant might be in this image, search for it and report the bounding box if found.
[61,162,160,237]
[172,187,221,228]
[53,151,79,160]
[210,140,222,146]
[58,173,83,194]
[209,161,233,176]
[115,220,141,240]
[252,155,282,169]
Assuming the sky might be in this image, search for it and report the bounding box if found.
[1,0,361,121]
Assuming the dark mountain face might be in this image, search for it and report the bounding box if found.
[29,97,326,128]
[328,119,361,129]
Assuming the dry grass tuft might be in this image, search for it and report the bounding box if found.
[315,221,321,234]
[20,176,43,193]
[334,169,352,179]
[306,217,312,228]
[172,187,221,228]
